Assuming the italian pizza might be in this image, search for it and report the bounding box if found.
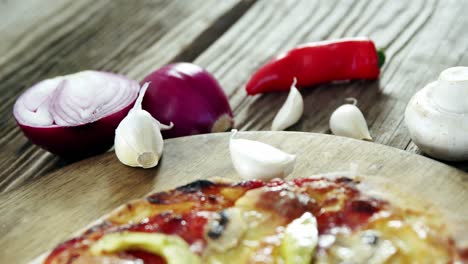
[39,176,466,263]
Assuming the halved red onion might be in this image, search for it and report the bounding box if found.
[13,71,139,158]
[141,63,234,138]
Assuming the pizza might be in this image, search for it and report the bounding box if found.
[39,176,466,264]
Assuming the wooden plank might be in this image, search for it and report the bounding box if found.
[192,0,468,168]
[1,132,467,263]
[0,0,106,75]
[0,0,254,192]
[3,0,468,192]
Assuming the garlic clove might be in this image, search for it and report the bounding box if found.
[114,131,138,167]
[271,78,304,131]
[229,130,296,180]
[137,152,159,168]
[115,110,165,168]
[158,121,174,131]
[329,98,372,140]
[114,83,171,168]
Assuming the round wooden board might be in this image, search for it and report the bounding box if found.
[1,131,468,263]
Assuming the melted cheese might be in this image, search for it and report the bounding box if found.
[316,212,452,264]
[203,187,287,263]
[202,184,454,264]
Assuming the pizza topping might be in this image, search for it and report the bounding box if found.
[122,250,164,264]
[341,198,382,229]
[43,176,462,264]
[205,208,247,252]
[203,188,288,263]
[296,177,387,233]
[206,210,230,240]
[71,255,144,264]
[229,129,296,180]
[255,186,317,222]
[280,212,318,264]
[317,230,397,264]
[124,212,208,248]
[369,216,453,262]
[44,237,89,264]
[90,232,202,264]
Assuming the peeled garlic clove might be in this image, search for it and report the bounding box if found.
[229,130,296,180]
[115,83,172,168]
[329,99,372,140]
[272,78,304,131]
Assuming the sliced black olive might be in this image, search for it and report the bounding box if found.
[207,211,229,239]
[361,230,380,245]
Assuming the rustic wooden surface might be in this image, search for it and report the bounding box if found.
[0,0,467,190]
[1,132,467,264]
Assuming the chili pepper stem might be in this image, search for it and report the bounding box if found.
[377,49,386,68]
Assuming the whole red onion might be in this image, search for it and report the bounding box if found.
[13,71,139,158]
[141,63,234,138]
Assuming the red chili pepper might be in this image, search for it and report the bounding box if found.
[245,38,385,95]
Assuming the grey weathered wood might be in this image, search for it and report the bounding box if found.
[0,0,253,192]
[2,0,468,192]
[193,0,468,168]
[1,132,467,264]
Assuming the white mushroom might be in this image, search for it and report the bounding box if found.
[405,66,468,161]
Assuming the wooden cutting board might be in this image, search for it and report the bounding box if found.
[1,131,468,263]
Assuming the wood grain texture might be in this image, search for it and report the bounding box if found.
[0,132,467,263]
[194,0,468,166]
[0,0,254,192]
[2,0,468,192]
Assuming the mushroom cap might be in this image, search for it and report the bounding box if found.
[405,78,468,161]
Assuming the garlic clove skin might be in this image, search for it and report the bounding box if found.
[115,82,172,168]
[405,67,468,161]
[115,111,165,168]
[329,101,372,140]
[271,78,304,131]
[229,130,296,180]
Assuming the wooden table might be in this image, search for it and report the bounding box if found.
[1,0,467,193]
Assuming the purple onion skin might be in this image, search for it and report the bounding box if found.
[16,102,134,159]
[142,63,234,138]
